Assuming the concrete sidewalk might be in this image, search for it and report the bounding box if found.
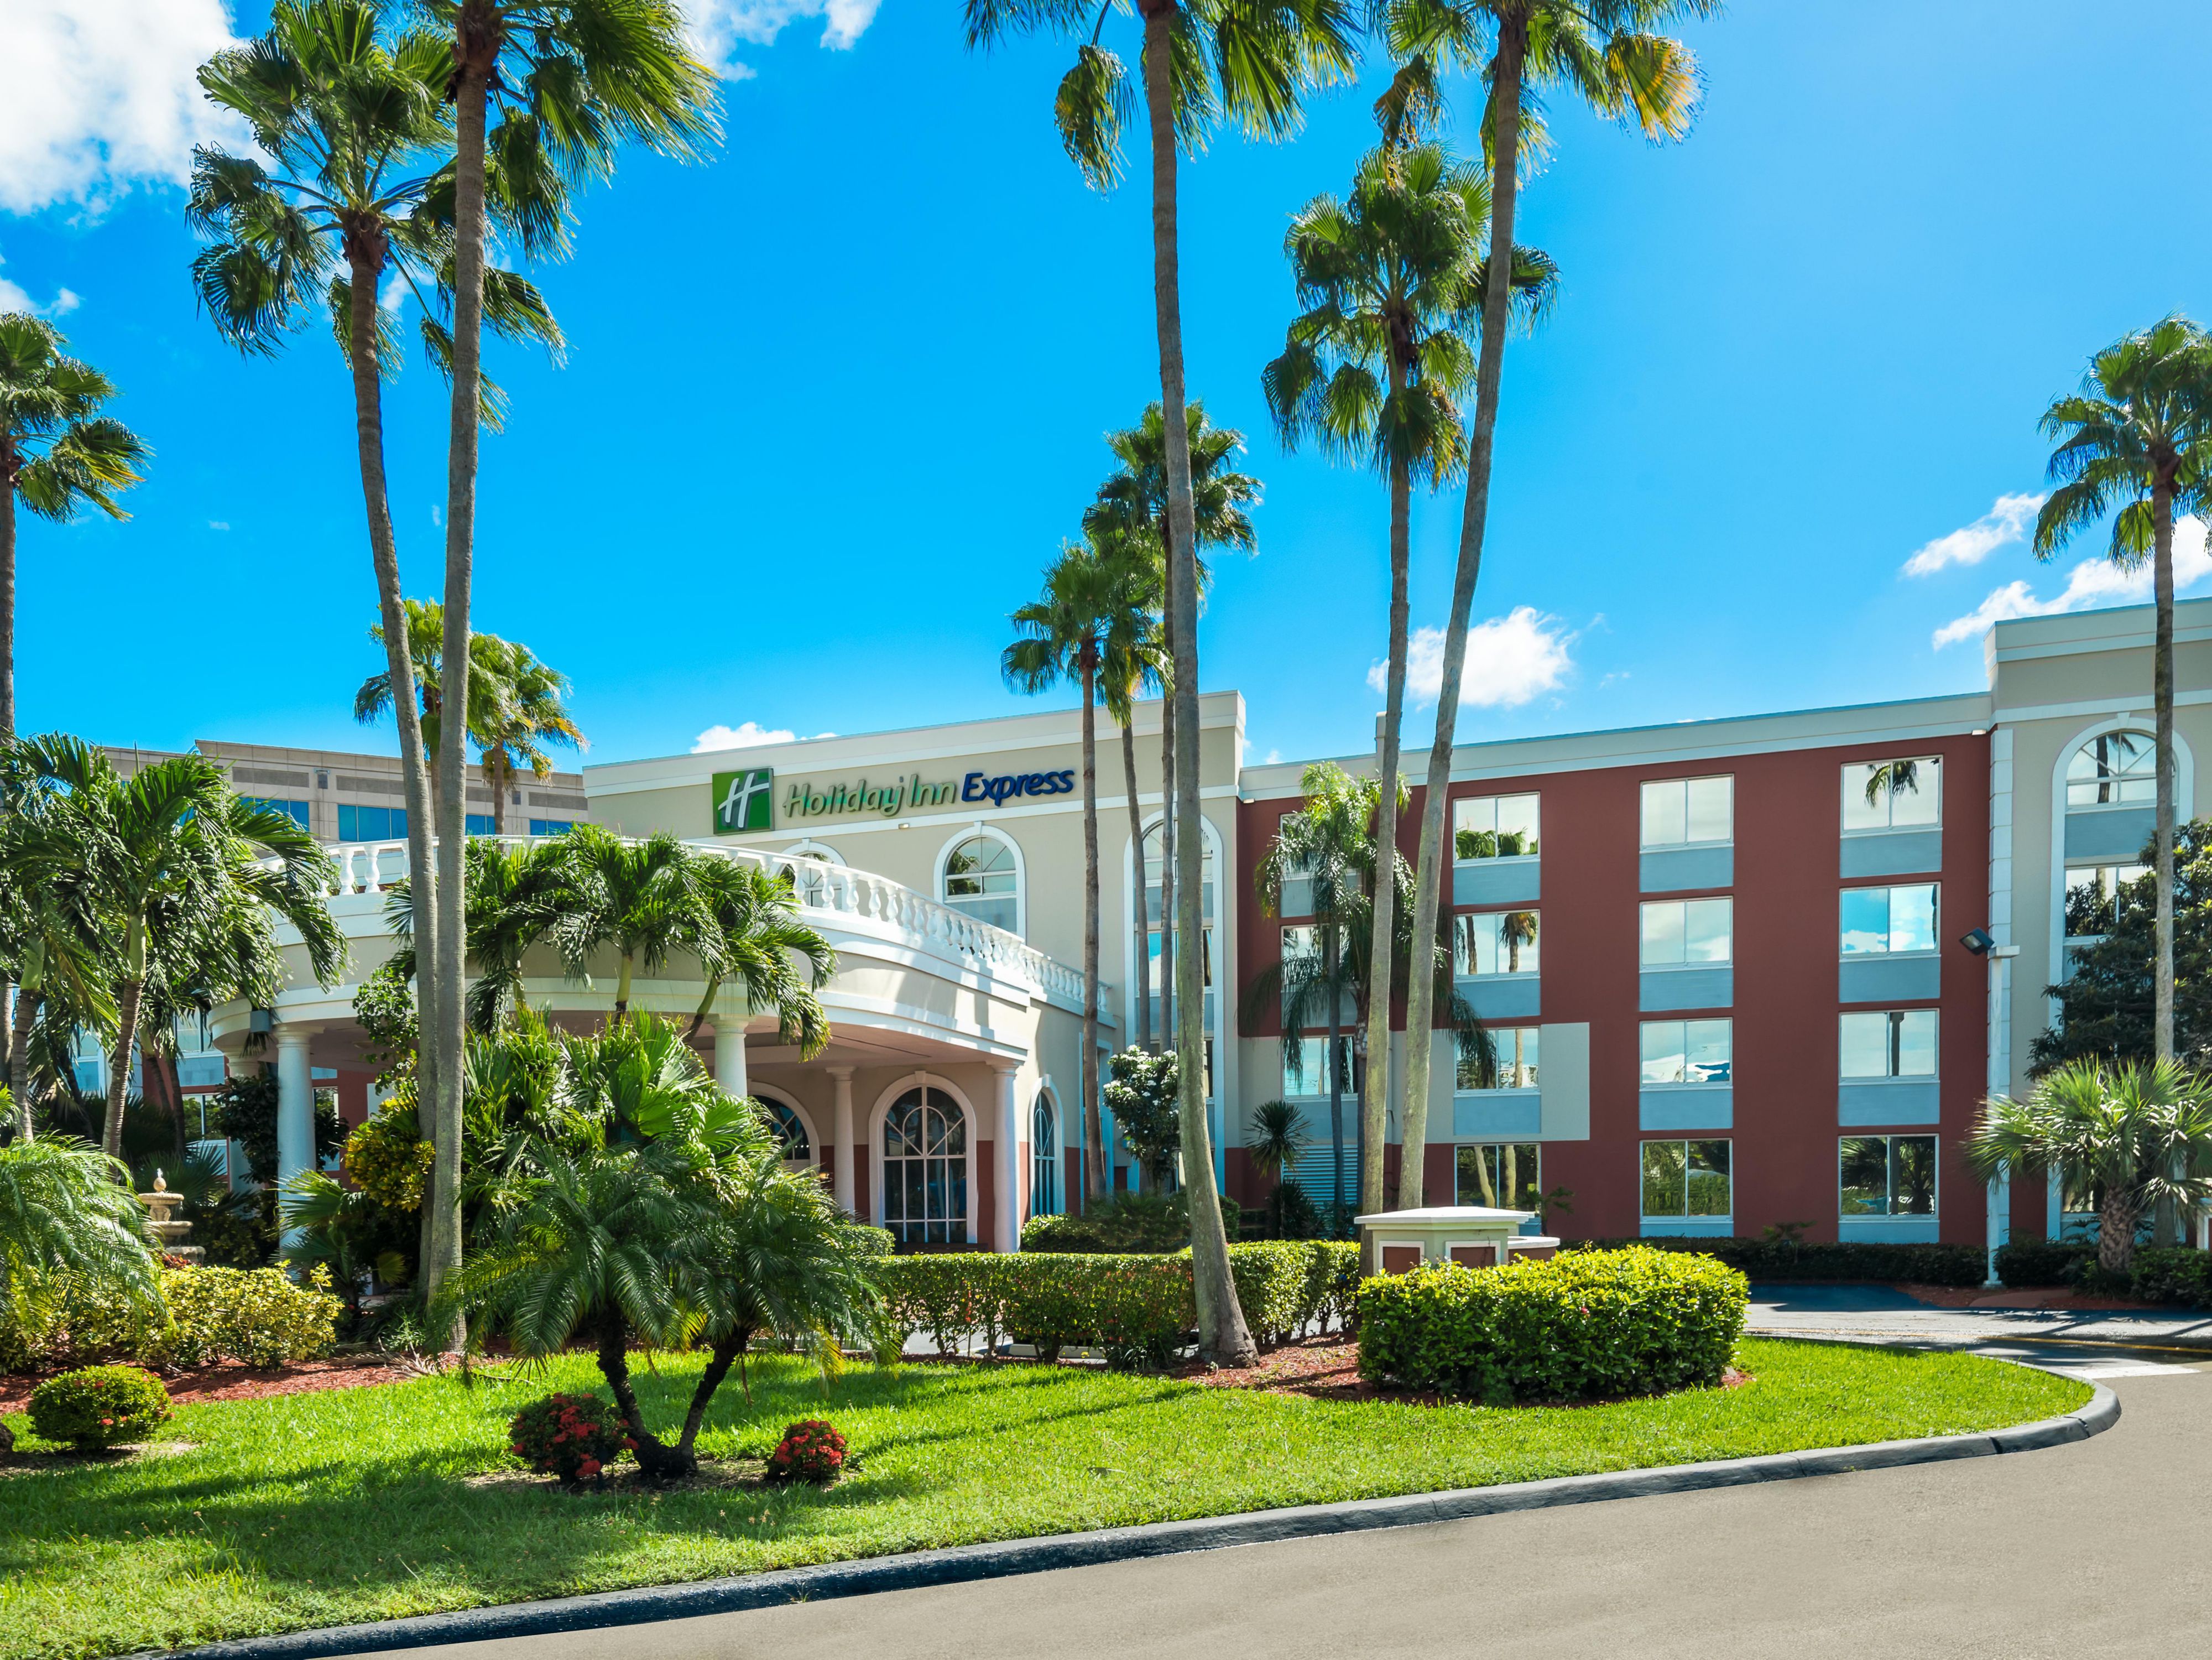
[1747,1282,2212,1364]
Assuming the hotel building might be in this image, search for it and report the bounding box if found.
[202,597,2211,1255]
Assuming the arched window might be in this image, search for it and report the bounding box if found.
[941,834,1020,933]
[1030,1095,1060,1220]
[2068,731,2156,807]
[881,1085,968,1244]
[762,1101,812,1168]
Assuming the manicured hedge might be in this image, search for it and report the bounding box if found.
[2127,1246,2210,1307]
[0,1266,341,1373]
[1356,1247,1748,1404]
[873,1240,1357,1368]
[1019,1193,1244,1255]
[1994,1239,2094,1288]
[1577,1236,1987,1287]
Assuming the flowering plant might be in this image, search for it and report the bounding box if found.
[509,1392,633,1487]
[28,1365,173,1449]
[764,1418,847,1486]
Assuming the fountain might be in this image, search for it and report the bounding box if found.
[138,1170,204,1267]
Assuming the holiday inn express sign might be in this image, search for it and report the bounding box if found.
[711,764,1078,832]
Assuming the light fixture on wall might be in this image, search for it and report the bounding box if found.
[1958,928,1995,956]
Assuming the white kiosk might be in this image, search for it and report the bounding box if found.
[1354,1205,1561,1274]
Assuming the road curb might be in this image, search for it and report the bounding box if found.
[164,1380,2117,1660]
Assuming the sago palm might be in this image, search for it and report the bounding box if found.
[417,0,717,1321]
[1968,1057,2212,1274]
[1388,0,1711,1209]
[1004,535,1145,1203]
[2033,316,2212,1070]
[1264,132,1555,1225]
[0,314,148,741]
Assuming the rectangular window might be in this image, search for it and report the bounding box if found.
[1839,1009,1938,1079]
[1841,757,1942,831]
[1641,1139,1732,1219]
[1281,924,1322,964]
[1640,898,1732,966]
[1839,883,1938,955]
[337,803,409,841]
[2064,863,2147,939]
[1282,1034,1355,1096]
[176,1055,226,1089]
[465,813,497,836]
[1840,1135,1937,1216]
[1639,776,1733,849]
[1454,909,1541,975]
[1460,1027,1540,1090]
[529,819,575,836]
[1457,1143,1540,1210]
[241,796,310,830]
[1453,793,1540,860]
[1639,1018,1733,1084]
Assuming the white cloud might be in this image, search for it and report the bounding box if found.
[0,0,243,215]
[0,254,81,317]
[207,519,229,530]
[1377,607,1575,710]
[1932,516,2212,648]
[685,0,881,75]
[1901,492,2047,578]
[692,721,836,753]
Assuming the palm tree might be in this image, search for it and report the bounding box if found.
[1087,402,1260,1048]
[685,855,836,1060]
[386,835,576,1032]
[0,316,148,745]
[1098,536,1166,1053]
[419,0,717,1324]
[1390,0,1709,1210]
[2033,318,2212,1070]
[1245,1098,1307,1235]
[471,634,584,834]
[1968,1057,2212,1275]
[4,739,344,1159]
[1004,536,1137,1203]
[193,2,566,1286]
[0,871,114,1141]
[0,1137,160,1318]
[354,597,545,825]
[1263,131,1555,1226]
[554,824,712,1019]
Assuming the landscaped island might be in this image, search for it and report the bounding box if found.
[0,1339,2085,1660]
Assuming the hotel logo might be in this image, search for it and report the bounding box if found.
[712,768,775,833]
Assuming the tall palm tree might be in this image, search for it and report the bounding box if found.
[471,634,584,834]
[3,737,342,1159]
[554,824,712,1019]
[1003,536,1133,1204]
[193,2,566,1285]
[1088,403,1261,1050]
[419,0,717,1319]
[0,315,148,743]
[1098,534,1166,1050]
[354,596,540,825]
[2033,317,2212,1070]
[1264,130,1554,1227]
[1390,0,1709,1209]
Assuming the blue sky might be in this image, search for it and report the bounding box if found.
[6,0,2212,773]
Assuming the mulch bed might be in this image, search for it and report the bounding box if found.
[0,1356,417,1415]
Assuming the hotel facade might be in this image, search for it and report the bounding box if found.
[211,597,2212,1256]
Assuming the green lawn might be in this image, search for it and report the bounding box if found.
[0,1339,2085,1660]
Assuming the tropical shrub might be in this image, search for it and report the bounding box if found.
[1576,1235,1986,1287]
[142,1266,341,1367]
[1225,1240,1316,1345]
[213,1071,343,1186]
[1357,1247,1748,1404]
[510,1393,633,1487]
[764,1419,847,1485]
[2127,1246,2210,1307]
[1018,1190,1241,1253]
[343,1105,432,1212]
[1994,1239,2095,1288]
[28,1365,172,1449]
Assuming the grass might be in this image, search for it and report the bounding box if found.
[0,1338,2085,1660]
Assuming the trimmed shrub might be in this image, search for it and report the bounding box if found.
[1995,1239,2095,1289]
[1018,1191,1241,1254]
[764,1419,848,1485]
[1303,1240,1361,1334]
[140,1267,341,1368]
[1226,1241,1316,1345]
[509,1393,632,1487]
[1356,1247,1748,1404]
[1576,1236,1986,1288]
[28,1365,173,1450]
[343,1105,432,1213]
[2128,1246,2211,1307]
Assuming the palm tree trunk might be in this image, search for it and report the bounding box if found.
[487,751,509,836]
[596,1316,692,1479]
[1121,715,1152,1051]
[1326,924,1343,1217]
[2151,475,2178,1246]
[428,2,498,1321]
[0,448,17,743]
[344,238,444,1268]
[9,983,36,1141]
[2098,1190,2138,1275]
[104,973,143,1162]
[1080,656,1105,1204]
[1140,0,1251,1366]
[1400,19,1526,1214]
[1158,670,1176,1048]
[614,952,634,1021]
[676,1323,752,1458]
[1359,410,1413,1258]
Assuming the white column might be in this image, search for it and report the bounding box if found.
[829,1065,857,1217]
[992,1061,1021,1252]
[712,1018,749,1100]
[275,1030,313,1242]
